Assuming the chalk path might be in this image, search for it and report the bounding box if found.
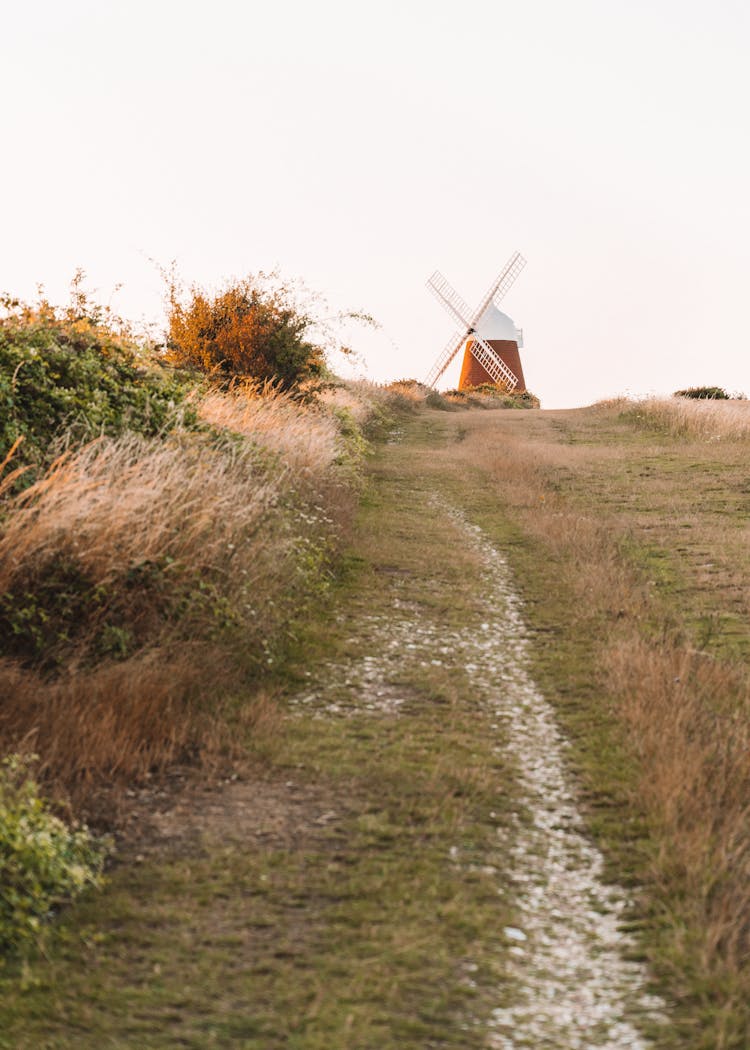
[294,495,666,1047]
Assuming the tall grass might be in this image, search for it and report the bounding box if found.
[197,383,340,475]
[0,380,382,813]
[0,434,278,593]
[0,654,215,794]
[622,396,750,440]
[605,639,750,972]
[318,379,394,425]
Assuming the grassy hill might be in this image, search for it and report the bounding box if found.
[2,392,750,1046]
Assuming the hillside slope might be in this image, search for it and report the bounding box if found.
[2,402,749,1048]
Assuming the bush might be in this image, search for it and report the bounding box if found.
[165,276,326,388]
[0,754,107,956]
[443,384,540,409]
[0,287,197,486]
[0,285,372,809]
[674,386,729,400]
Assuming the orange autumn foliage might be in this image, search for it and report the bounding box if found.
[165,278,325,388]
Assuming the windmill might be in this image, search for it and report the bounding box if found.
[424,251,527,392]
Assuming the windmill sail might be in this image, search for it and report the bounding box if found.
[426,271,474,330]
[488,251,526,310]
[424,328,518,391]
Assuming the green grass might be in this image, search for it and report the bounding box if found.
[6,400,749,1047]
[0,411,521,1048]
[441,405,750,1048]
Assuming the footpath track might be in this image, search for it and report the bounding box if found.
[0,409,669,1049]
[437,499,665,1047]
[295,480,664,1048]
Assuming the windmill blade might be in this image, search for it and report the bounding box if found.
[426,270,474,329]
[491,250,526,307]
[469,251,527,329]
[468,334,519,391]
[424,328,465,388]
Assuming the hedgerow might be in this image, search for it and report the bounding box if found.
[0,287,198,486]
[0,277,397,960]
[0,281,391,814]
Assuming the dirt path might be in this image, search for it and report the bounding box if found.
[436,499,665,1048]
[294,483,665,1047]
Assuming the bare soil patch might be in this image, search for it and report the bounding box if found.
[124,774,347,858]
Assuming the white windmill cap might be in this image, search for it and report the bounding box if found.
[474,301,521,344]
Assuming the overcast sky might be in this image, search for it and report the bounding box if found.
[3,0,749,407]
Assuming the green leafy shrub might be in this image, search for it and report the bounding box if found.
[0,284,198,485]
[0,754,108,956]
[673,386,729,400]
[0,552,172,670]
[0,556,106,668]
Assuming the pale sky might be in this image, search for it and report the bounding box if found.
[3,0,749,407]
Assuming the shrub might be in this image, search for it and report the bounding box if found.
[0,284,371,809]
[165,276,326,388]
[443,384,540,409]
[674,385,729,400]
[0,286,197,486]
[0,754,107,956]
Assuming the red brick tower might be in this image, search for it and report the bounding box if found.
[457,303,526,391]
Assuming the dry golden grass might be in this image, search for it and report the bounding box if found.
[591,396,632,411]
[384,379,427,404]
[0,433,279,594]
[0,653,282,815]
[0,653,212,791]
[0,383,363,812]
[625,396,750,440]
[197,383,341,474]
[605,638,750,969]
[317,377,446,427]
[317,380,384,425]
